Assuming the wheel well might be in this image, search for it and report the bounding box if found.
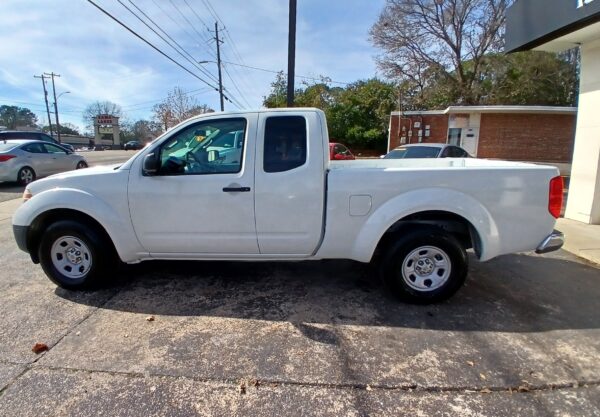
[26,209,116,263]
[374,210,482,261]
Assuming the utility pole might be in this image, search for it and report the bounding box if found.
[214,22,225,112]
[287,0,297,107]
[44,72,62,143]
[34,74,53,136]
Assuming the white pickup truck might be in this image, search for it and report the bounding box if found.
[12,108,564,303]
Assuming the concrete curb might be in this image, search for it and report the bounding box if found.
[556,218,600,266]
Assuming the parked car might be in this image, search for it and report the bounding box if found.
[329,142,355,160]
[0,130,75,152]
[13,109,563,304]
[383,144,471,159]
[124,140,143,150]
[0,140,87,185]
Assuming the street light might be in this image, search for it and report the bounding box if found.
[199,58,224,111]
[54,91,70,142]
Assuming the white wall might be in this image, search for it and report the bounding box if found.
[565,38,600,224]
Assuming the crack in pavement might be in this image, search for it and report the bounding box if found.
[18,364,600,396]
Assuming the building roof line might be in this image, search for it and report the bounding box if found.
[392,105,577,116]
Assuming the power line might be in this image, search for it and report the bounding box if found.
[86,0,219,94]
[168,0,216,56]
[221,60,350,85]
[117,0,220,85]
[222,63,252,108]
[149,0,216,60]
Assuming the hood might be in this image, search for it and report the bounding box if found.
[27,164,125,194]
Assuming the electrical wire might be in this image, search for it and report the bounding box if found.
[85,0,219,93]
[126,0,220,84]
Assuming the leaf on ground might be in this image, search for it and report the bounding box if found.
[479,373,486,380]
[480,388,492,394]
[518,385,530,392]
[239,381,246,395]
[146,316,155,322]
[366,384,373,391]
[466,361,475,367]
[31,343,48,354]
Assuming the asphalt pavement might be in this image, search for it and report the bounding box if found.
[0,195,599,416]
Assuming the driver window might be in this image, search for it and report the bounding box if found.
[158,118,247,175]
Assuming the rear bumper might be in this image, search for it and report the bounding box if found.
[13,225,29,253]
[535,230,564,254]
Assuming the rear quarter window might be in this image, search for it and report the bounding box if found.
[263,116,307,173]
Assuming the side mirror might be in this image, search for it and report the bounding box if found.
[143,152,160,175]
[333,153,344,160]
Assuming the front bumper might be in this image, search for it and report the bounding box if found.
[535,230,564,254]
[13,225,29,253]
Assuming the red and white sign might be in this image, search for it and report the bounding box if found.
[96,114,116,125]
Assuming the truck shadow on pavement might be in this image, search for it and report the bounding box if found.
[55,253,600,336]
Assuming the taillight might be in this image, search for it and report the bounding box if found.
[0,154,16,162]
[549,176,564,219]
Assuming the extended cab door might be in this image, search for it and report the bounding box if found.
[128,113,259,255]
[254,111,326,255]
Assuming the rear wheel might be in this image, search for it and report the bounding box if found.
[76,161,88,169]
[17,166,36,185]
[380,226,468,304]
[38,220,117,289]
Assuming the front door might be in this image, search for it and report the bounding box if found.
[128,114,259,255]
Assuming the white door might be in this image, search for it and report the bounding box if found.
[254,112,326,255]
[128,114,259,255]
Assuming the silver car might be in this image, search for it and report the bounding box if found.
[0,140,88,185]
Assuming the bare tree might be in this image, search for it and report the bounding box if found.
[82,101,124,129]
[370,0,509,105]
[152,87,214,131]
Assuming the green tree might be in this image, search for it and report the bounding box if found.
[263,76,396,152]
[0,105,38,129]
[397,51,580,109]
[327,79,397,151]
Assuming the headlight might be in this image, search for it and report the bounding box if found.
[23,188,33,202]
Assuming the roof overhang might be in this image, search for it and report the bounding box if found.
[391,106,577,116]
[506,0,600,53]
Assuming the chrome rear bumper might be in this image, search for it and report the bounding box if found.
[535,230,564,254]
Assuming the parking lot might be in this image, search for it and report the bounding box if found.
[0,183,599,415]
[0,150,135,202]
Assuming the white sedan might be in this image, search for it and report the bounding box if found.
[0,140,88,185]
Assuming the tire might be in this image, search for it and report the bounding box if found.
[17,166,36,185]
[76,160,88,169]
[38,220,117,290]
[380,226,468,304]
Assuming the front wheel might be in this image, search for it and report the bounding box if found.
[380,226,468,304]
[76,161,88,169]
[38,220,117,289]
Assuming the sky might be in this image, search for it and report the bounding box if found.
[0,0,386,132]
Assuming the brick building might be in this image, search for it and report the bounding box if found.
[388,106,577,163]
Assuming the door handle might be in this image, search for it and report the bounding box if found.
[223,186,251,192]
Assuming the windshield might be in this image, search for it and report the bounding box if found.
[384,146,441,159]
